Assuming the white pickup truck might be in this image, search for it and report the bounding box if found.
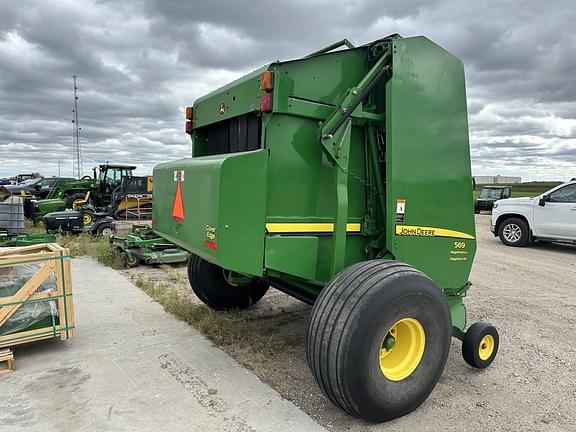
[491,179,576,246]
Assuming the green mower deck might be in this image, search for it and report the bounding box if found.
[110,225,189,267]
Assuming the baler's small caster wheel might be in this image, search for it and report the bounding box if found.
[462,321,499,369]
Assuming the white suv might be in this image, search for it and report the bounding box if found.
[491,179,576,246]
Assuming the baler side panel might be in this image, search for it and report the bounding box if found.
[192,67,266,132]
[152,150,268,276]
[264,112,368,283]
[385,36,476,290]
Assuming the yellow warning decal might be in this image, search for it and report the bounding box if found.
[266,223,361,233]
[395,225,475,240]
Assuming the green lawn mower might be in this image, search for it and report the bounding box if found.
[110,225,189,267]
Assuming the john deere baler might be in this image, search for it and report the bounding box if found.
[153,34,498,423]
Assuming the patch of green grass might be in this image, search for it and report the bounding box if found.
[160,265,182,282]
[133,274,296,353]
[473,182,560,201]
[56,233,124,269]
[24,219,45,235]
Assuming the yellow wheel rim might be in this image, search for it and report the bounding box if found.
[379,318,426,381]
[478,334,495,361]
[83,214,92,225]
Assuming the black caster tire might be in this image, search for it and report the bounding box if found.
[97,224,114,237]
[120,251,138,268]
[306,260,452,423]
[125,253,138,267]
[187,254,269,310]
[462,321,499,369]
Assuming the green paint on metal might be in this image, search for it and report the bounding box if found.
[154,149,268,276]
[110,224,190,266]
[153,35,476,315]
[385,37,476,290]
[193,67,266,130]
[265,236,319,281]
[448,295,467,333]
[0,233,56,247]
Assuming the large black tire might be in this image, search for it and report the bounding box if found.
[306,260,452,423]
[65,193,87,209]
[187,254,269,310]
[498,217,529,247]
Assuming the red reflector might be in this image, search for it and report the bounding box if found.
[260,93,272,113]
[259,71,273,91]
[151,219,157,225]
[204,240,218,250]
[185,120,193,134]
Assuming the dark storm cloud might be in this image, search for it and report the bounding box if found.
[0,0,575,180]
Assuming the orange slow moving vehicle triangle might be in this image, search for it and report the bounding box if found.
[172,182,185,222]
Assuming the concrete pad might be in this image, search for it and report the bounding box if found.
[0,258,325,432]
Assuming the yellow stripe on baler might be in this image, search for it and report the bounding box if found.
[395,225,475,240]
[266,223,361,233]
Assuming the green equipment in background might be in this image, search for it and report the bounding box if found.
[0,233,56,247]
[152,34,499,422]
[31,164,143,224]
[110,225,189,267]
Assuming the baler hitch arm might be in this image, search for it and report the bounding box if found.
[320,45,392,274]
[320,48,391,169]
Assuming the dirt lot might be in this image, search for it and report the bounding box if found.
[124,215,576,431]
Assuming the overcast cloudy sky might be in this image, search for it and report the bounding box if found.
[0,0,575,180]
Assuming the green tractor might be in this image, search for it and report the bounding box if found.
[31,164,138,225]
[152,34,499,422]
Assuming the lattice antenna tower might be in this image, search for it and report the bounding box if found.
[72,75,83,178]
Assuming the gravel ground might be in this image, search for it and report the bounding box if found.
[126,215,576,431]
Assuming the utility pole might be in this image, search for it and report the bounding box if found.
[72,75,82,179]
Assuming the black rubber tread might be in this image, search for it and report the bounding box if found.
[462,321,499,369]
[307,261,415,415]
[498,217,529,247]
[96,224,113,235]
[306,260,452,422]
[187,254,269,310]
[307,261,395,413]
[65,193,87,209]
[125,252,138,267]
